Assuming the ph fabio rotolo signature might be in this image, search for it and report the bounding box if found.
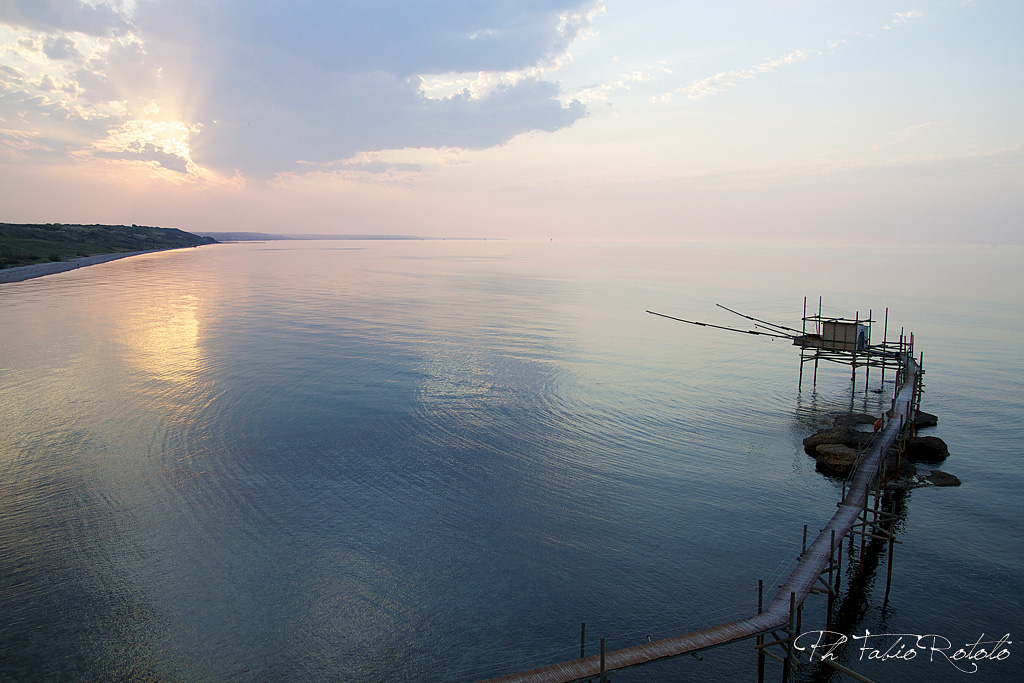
[793,629,1011,675]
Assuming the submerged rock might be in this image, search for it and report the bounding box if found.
[924,470,961,486]
[914,411,939,429]
[887,469,962,490]
[883,458,918,482]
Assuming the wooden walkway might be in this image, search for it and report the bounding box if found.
[480,359,920,683]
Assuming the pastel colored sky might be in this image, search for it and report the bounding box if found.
[1,1,1021,243]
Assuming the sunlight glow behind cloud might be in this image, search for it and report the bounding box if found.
[94,118,200,174]
[0,0,601,180]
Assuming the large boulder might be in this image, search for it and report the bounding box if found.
[803,413,877,453]
[841,413,879,426]
[814,444,861,477]
[904,436,949,462]
[803,426,848,452]
[803,411,956,490]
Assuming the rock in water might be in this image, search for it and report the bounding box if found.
[904,435,949,462]
[802,413,876,453]
[814,444,860,477]
[924,470,961,487]
[803,426,847,452]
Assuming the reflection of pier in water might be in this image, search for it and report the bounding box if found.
[480,302,924,683]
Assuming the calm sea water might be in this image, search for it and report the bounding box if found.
[1,240,1021,682]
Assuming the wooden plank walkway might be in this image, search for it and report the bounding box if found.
[480,359,920,683]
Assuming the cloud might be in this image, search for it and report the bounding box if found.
[0,63,24,83]
[669,12,914,104]
[572,69,654,105]
[872,121,949,150]
[43,34,78,59]
[0,0,130,35]
[93,140,189,173]
[0,27,130,156]
[680,49,814,100]
[883,10,923,30]
[1,0,599,180]
[0,126,44,155]
[36,73,59,91]
[293,147,473,185]
[92,119,201,174]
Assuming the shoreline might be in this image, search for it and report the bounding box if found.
[0,248,180,284]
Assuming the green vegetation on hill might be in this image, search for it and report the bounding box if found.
[0,223,216,269]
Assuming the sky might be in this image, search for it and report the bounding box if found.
[0,0,1021,243]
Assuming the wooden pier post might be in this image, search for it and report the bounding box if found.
[880,308,889,390]
[865,309,872,388]
[859,487,868,573]
[580,623,586,659]
[782,592,796,683]
[836,534,843,592]
[796,603,803,645]
[827,530,835,631]
[757,580,765,683]
[897,430,905,483]
[799,297,806,389]
[851,310,860,387]
[813,297,822,386]
[599,638,606,683]
[885,500,896,599]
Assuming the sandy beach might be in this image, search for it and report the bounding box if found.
[0,249,171,284]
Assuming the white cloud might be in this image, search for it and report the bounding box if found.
[883,10,923,30]
[669,12,916,104]
[0,23,140,153]
[419,67,552,102]
[93,118,201,173]
[569,68,654,105]
[680,48,814,100]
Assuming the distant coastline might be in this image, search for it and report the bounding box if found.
[195,231,502,242]
[0,223,216,283]
[0,248,194,284]
[0,226,503,283]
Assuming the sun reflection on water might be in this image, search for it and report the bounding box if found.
[119,290,203,386]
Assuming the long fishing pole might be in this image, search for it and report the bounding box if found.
[646,310,793,339]
[715,303,806,336]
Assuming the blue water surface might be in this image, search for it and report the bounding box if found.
[1,240,1021,682]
